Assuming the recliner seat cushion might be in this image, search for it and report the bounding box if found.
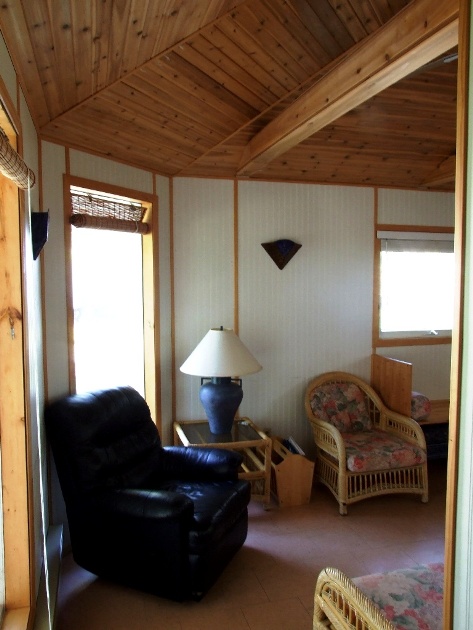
[343,430,427,473]
[155,479,250,553]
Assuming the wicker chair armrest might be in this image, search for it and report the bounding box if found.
[307,417,346,459]
[380,408,427,450]
[313,567,396,630]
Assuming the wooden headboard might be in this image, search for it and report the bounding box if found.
[371,354,412,417]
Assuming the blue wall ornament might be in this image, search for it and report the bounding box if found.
[261,239,301,270]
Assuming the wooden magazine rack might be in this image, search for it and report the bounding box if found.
[271,438,314,507]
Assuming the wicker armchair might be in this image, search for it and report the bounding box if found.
[313,564,444,629]
[313,567,397,629]
[305,372,428,515]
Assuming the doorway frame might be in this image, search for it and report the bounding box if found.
[443,0,469,628]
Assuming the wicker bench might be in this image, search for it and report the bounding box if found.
[313,563,443,630]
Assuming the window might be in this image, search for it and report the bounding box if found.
[376,230,455,342]
[71,226,145,394]
[65,177,160,428]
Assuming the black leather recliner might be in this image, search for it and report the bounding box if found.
[45,386,251,601]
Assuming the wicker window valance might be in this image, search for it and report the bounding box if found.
[0,126,36,189]
[70,190,150,234]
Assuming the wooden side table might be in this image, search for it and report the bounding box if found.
[173,417,272,506]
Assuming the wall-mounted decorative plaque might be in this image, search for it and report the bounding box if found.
[261,239,301,270]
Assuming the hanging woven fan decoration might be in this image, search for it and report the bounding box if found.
[261,239,301,270]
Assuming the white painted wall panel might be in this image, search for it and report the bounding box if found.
[42,141,69,400]
[238,181,374,448]
[173,178,235,421]
[378,188,454,226]
[20,89,45,598]
[155,174,173,437]
[70,149,154,193]
[41,141,71,554]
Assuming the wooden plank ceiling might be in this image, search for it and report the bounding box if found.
[0,0,458,191]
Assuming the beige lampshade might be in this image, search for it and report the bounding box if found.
[180,327,262,377]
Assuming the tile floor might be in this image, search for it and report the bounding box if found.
[55,460,447,630]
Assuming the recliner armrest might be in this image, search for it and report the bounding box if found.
[94,487,194,524]
[160,446,243,481]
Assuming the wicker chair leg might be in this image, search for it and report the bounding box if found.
[313,595,329,628]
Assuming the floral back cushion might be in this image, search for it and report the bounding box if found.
[309,382,372,432]
[411,391,432,421]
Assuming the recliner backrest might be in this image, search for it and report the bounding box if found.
[45,386,163,499]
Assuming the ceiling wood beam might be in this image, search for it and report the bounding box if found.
[238,0,459,177]
[422,154,456,188]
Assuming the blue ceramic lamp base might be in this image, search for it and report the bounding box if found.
[199,377,243,434]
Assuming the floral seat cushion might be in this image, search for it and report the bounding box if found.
[353,563,444,630]
[343,430,426,472]
[309,382,372,432]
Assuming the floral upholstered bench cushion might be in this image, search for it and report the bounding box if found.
[343,430,427,472]
[353,563,444,630]
[309,382,372,432]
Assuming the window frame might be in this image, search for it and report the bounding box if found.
[373,224,455,348]
[63,175,161,431]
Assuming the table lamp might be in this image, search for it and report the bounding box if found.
[180,327,262,434]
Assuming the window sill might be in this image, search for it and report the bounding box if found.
[374,336,452,348]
